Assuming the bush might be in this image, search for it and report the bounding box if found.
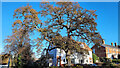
[112,59,120,63]
[100,57,105,62]
[118,59,120,63]
[50,66,59,68]
[50,65,83,68]
[100,57,112,63]
[112,59,117,63]
[76,65,83,68]
[92,53,99,63]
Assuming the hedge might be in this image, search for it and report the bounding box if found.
[50,65,83,68]
[100,57,112,63]
[112,59,120,63]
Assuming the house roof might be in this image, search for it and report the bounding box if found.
[92,43,120,50]
[49,42,92,52]
[81,42,92,51]
[101,44,120,49]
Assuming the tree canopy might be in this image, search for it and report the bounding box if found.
[36,2,102,51]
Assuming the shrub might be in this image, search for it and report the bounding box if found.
[100,57,112,63]
[50,65,83,68]
[112,59,120,63]
[112,59,117,63]
[92,53,99,63]
[104,57,111,62]
[118,59,120,63]
[100,57,105,62]
[76,65,83,68]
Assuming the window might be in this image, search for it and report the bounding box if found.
[88,52,90,55]
[58,59,60,62]
[111,55,114,59]
[63,59,65,62]
[86,60,88,62]
[115,49,118,53]
[108,49,109,53]
[90,60,92,63]
[93,49,95,53]
[79,59,81,63]
[81,60,84,63]
[71,59,75,64]
[114,49,116,53]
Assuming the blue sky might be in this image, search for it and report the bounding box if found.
[1,2,118,54]
[1,0,120,2]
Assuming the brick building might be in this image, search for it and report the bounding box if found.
[91,40,120,59]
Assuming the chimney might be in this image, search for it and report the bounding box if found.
[111,42,113,46]
[118,45,120,48]
[115,43,117,47]
[102,39,105,44]
[70,36,72,39]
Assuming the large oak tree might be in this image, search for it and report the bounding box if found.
[36,2,102,66]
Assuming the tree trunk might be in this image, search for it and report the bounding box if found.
[66,29,72,66]
[66,50,71,66]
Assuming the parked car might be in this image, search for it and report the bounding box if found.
[0,64,8,68]
[89,64,97,66]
